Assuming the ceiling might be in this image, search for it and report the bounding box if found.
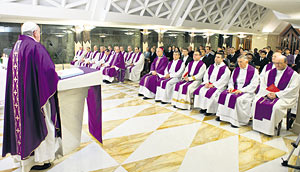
[0,0,293,35]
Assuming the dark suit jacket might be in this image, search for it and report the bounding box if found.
[202,53,215,68]
[227,53,239,64]
[257,57,270,73]
[149,52,156,64]
[223,58,230,66]
[267,50,273,61]
[294,54,300,72]
[188,51,194,58]
[165,50,173,61]
[181,55,193,66]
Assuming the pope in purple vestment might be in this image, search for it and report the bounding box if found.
[138,47,169,99]
[2,22,61,171]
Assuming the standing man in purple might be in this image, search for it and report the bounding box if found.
[139,47,169,99]
[2,22,61,171]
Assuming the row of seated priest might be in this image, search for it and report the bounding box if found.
[70,45,144,83]
[138,49,300,137]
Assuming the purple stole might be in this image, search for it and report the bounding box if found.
[92,51,99,59]
[71,50,83,65]
[76,50,83,56]
[255,63,274,93]
[98,52,105,61]
[86,51,91,59]
[194,64,227,98]
[158,60,183,89]
[125,52,134,62]
[254,67,294,120]
[174,60,204,95]
[218,65,255,109]
[129,52,142,72]
[266,63,274,72]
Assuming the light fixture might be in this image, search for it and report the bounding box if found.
[223,34,229,39]
[84,24,95,31]
[56,34,65,37]
[189,32,195,37]
[124,32,134,35]
[237,34,247,38]
[154,28,167,33]
[71,25,84,33]
[99,34,106,38]
[169,34,177,37]
[141,29,151,35]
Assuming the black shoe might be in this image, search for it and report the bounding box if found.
[161,102,167,104]
[155,100,161,102]
[143,97,150,100]
[173,105,176,108]
[199,109,207,113]
[103,80,111,84]
[31,163,51,170]
[138,93,143,97]
[231,124,238,128]
[215,117,221,121]
[204,113,213,116]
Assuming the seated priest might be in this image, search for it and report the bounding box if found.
[102,46,125,83]
[194,52,231,116]
[260,52,281,79]
[252,55,300,136]
[2,22,61,171]
[97,49,112,72]
[216,55,259,128]
[70,46,85,67]
[155,51,185,103]
[86,45,100,68]
[139,47,168,99]
[124,45,134,65]
[171,51,207,110]
[120,46,126,56]
[91,46,106,69]
[125,46,145,81]
[79,47,92,67]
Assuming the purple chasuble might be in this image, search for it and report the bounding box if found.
[174,60,204,95]
[193,64,227,98]
[139,56,168,93]
[103,53,125,78]
[254,67,294,120]
[218,65,255,109]
[2,35,60,160]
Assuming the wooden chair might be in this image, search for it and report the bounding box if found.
[277,109,295,136]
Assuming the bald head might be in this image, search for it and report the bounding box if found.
[272,52,281,63]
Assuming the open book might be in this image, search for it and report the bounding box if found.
[57,68,84,79]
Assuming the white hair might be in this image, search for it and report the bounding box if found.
[21,22,39,36]
[238,55,248,61]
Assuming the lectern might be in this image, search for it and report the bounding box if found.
[57,67,102,155]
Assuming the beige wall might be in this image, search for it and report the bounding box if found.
[252,35,268,50]
[251,34,280,51]
[267,35,280,51]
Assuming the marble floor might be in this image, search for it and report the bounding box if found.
[1,81,300,172]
